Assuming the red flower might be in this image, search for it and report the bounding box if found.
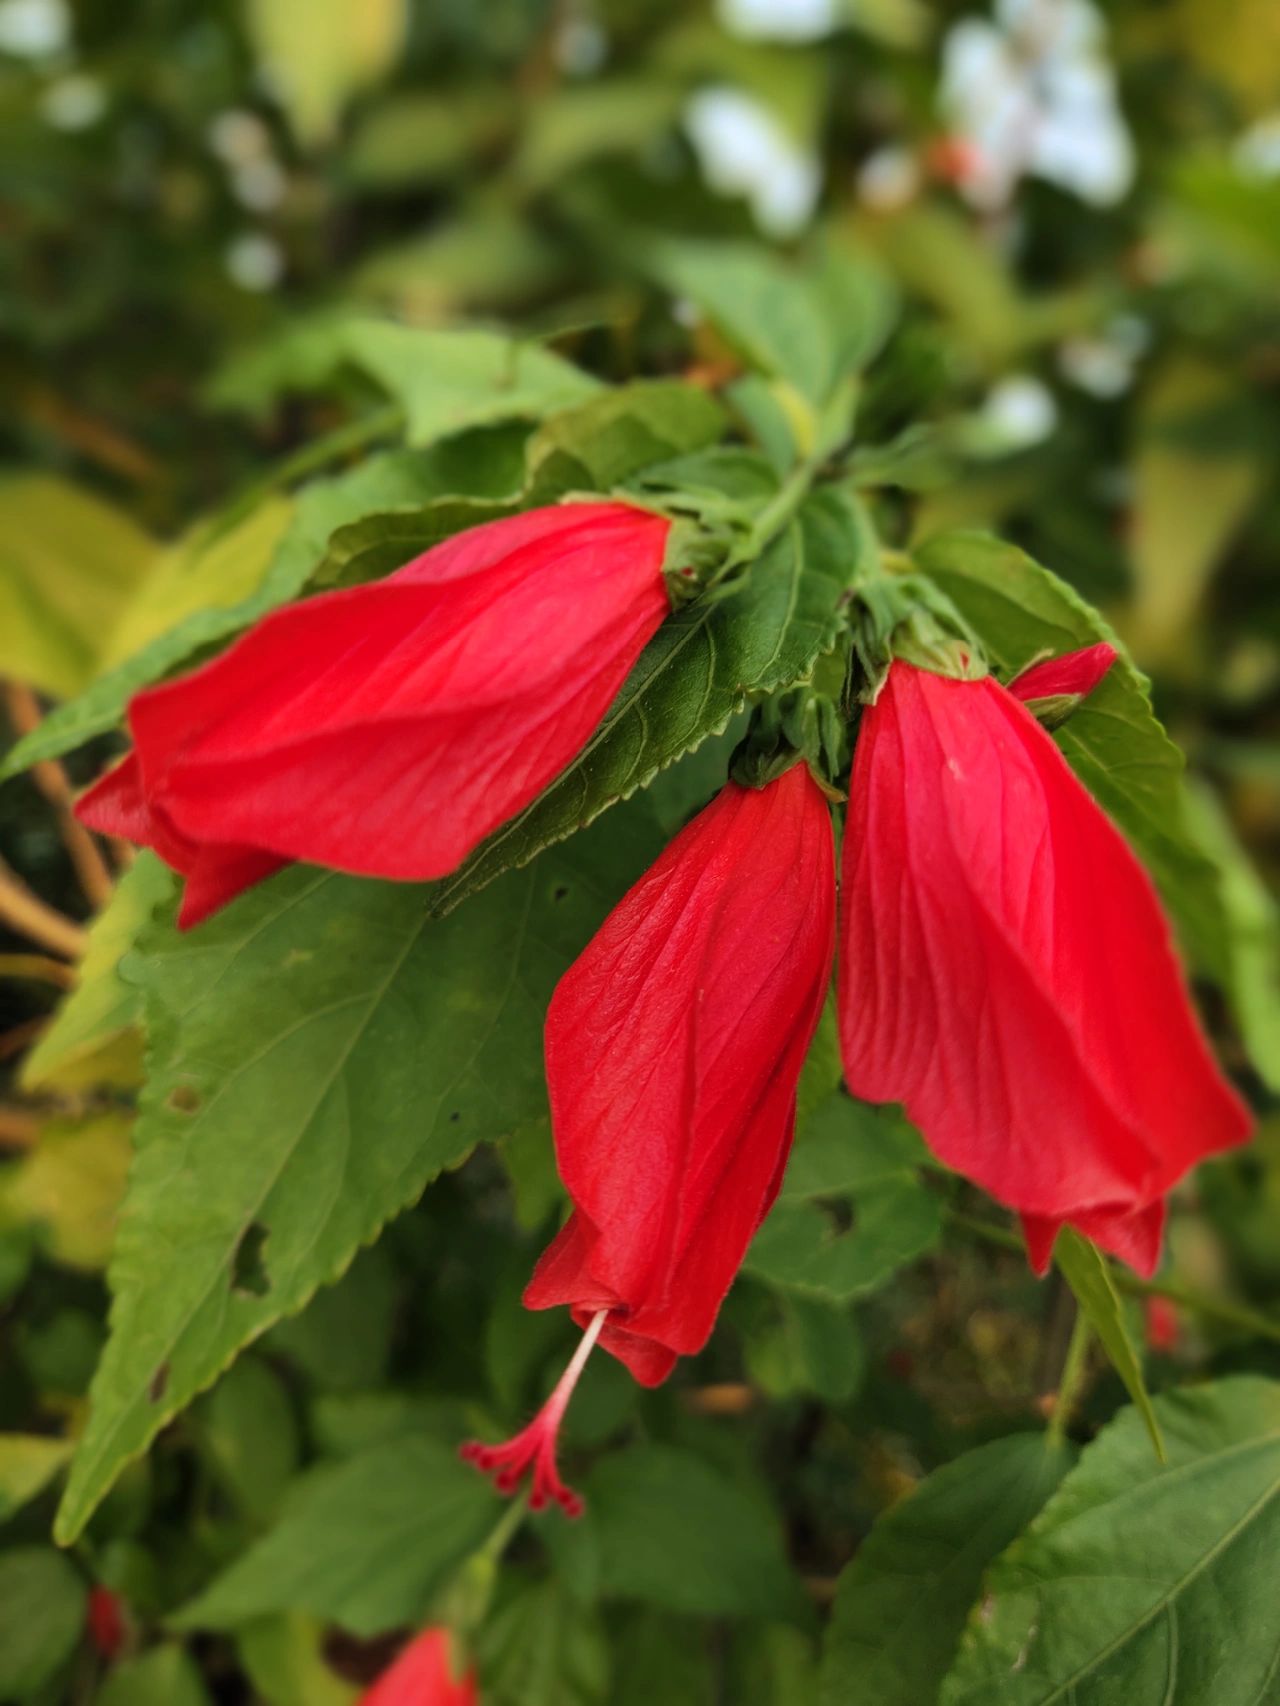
[838,651,1251,1277]
[463,764,835,1512]
[86,1586,126,1660]
[359,1628,477,1706]
[76,503,672,928]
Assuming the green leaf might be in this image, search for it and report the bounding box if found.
[585,1444,797,1617]
[1053,1230,1164,1459]
[1183,781,1280,1091]
[745,1185,941,1303]
[0,433,527,779]
[650,240,896,407]
[940,1377,1280,1706]
[172,1437,494,1638]
[914,531,1230,982]
[430,482,863,916]
[0,1546,86,1697]
[0,473,155,698]
[236,1613,357,1706]
[21,856,173,1092]
[746,1094,941,1302]
[98,1645,214,1706]
[53,809,660,1544]
[247,0,407,146]
[0,1111,133,1271]
[0,1434,73,1524]
[743,1290,865,1404]
[479,1577,611,1706]
[193,1355,300,1526]
[821,1434,1074,1706]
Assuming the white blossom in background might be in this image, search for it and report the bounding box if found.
[717,0,838,43]
[980,374,1058,449]
[856,145,922,211]
[41,74,105,130]
[1058,313,1150,398]
[685,87,822,237]
[0,0,69,56]
[1235,114,1280,179]
[940,0,1134,210]
[225,232,285,293]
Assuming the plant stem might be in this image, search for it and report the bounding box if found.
[948,1208,1280,1345]
[3,681,115,909]
[0,856,86,959]
[1046,1306,1092,1449]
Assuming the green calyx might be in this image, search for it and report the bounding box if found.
[731,687,845,795]
[849,563,987,702]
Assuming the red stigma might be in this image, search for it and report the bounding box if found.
[460,1309,605,1518]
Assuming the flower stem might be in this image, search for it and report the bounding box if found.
[1046,1306,1092,1449]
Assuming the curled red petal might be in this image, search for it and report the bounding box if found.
[1008,641,1117,704]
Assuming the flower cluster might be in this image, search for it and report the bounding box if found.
[78,500,1250,1523]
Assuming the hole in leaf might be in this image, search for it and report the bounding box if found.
[148,1362,170,1403]
[231,1222,271,1298]
[552,885,569,902]
[168,1084,201,1114]
[449,1111,461,1124]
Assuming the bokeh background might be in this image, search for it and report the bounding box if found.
[1,1,1278,1701]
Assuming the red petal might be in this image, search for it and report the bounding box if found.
[1008,642,1117,703]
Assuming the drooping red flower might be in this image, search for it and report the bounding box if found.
[358,1627,477,1706]
[76,502,672,927]
[463,764,835,1513]
[838,650,1251,1277]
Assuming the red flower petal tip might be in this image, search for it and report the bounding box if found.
[1008,641,1118,704]
[460,1309,605,1517]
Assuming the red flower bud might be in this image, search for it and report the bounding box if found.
[76,503,672,928]
[462,764,836,1513]
[838,655,1251,1277]
[358,1627,477,1706]
[86,1586,126,1660]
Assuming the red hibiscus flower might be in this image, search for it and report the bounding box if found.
[358,1628,477,1706]
[76,502,672,927]
[838,647,1250,1277]
[463,762,836,1512]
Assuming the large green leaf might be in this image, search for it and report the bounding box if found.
[98,1645,214,1706]
[172,1437,494,1638]
[745,1094,941,1302]
[479,1577,611,1706]
[53,809,659,1543]
[822,1434,1074,1706]
[915,531,1230,982]
[21,855,172,1092]
[0,1546,86,1697]
[0,474,155,698]
[1053,1230,1164,1459]
[940,1377,1280,1706]
[429,482,863,916]
[649,240,897,407]
[585,1445,797,1617]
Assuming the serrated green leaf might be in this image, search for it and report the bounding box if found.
[172,1437,493,1637]
[914,530,1229,983]
[821,1434,1074,1706]
[22,855,172,1093]
[0,1434,73,1524]
[479,1576,611,1706]
[585,1445,797,1617]
[53,809,660,1543]
[1053,1230,1164,1459]
[429,482,863,916]
[940,1377,1280,1706]
[0,473,156,698]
